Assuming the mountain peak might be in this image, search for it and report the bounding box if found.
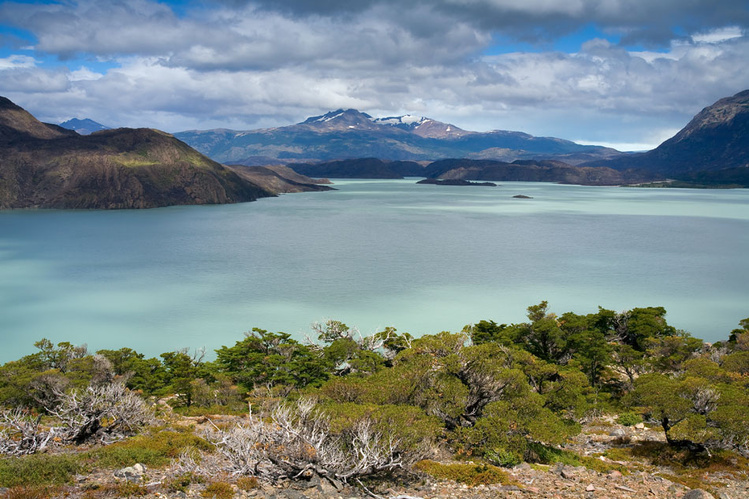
[374,114,469,139]
[0,96,74,142]
[59,118,110,135]
[669,89,749,143]
[301,109,378,131]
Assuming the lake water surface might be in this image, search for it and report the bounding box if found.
[1,180,748,362]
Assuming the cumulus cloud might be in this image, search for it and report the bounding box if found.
[1,0,748,149]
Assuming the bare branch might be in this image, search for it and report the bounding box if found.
[0,408,56,456]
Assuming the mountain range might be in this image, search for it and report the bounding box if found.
[259,91,749,187]
[2,89,745,210]
[174,109,621,166]
[0,97,328,209]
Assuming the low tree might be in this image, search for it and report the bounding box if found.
[214,328,331,395]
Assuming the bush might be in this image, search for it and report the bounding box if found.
[89,428,213,468]
[413,460,514,486]
[165,472,202,493]
[202,481,234,499]
[113,480,149,496]
[209,397,414,482]
[0,454,84,487]
[321,401,442,456]
[236,476,258,490]
[617,412,642,427]
[485,448,522,467]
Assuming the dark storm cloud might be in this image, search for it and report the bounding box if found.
[243,0,749,47]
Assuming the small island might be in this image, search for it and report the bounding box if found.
[513,194,533,199]
[416,178,497,186]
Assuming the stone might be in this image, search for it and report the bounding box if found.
[682,490,716,499]
[586,484,596,492]
[635,422,646,429]
[114,462,147,482]
[609,428,627,437]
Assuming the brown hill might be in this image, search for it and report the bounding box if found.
[585,89,749,185]
[0,97,273,209]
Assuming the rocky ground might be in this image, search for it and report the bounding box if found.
[4,415,748,499]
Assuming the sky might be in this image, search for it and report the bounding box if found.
[1,0,748,151]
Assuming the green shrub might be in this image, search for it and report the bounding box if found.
[202,481,234,499]
[236,476,259,490]
[114,480,149,496]
[0,454,85,487]
[321,401,442,456]
[89,428,213,468]
[485,448,522,467]
[617,412,642,427]
[413,460,514,486]
[165,471,203,493]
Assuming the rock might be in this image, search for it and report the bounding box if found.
[607,470,623,478]
[609,428,627,437]
[556,464,586,479]
[682,490,716,499]
[635,422,646,429]
[114,462,147,482]
[319,477,341,495]
[512,194,533,198]
[586,484,596,492]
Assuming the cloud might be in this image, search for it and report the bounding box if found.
[1,0,748,149]
[0,54,37,69]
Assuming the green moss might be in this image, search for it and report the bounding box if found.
[413,460,515,487]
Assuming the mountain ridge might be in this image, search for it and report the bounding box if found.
[583,89,749,185]
[175,109,620,165]
[0,97,272,209]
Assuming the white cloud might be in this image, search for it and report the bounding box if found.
[1,0,748,147]
[692,26,744,44]
[0,55,37,69]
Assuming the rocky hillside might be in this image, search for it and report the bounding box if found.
[0,97,272,209]
[423,158,655,186]
[585,89,749,186]
[175,109,621,165]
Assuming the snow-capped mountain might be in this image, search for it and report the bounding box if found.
[175,109,620,165]
[374,115,469,138]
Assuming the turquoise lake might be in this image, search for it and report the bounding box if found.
[1,180,748,362]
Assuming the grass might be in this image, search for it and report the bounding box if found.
[413,460,516,487]
[1,485,61,499]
